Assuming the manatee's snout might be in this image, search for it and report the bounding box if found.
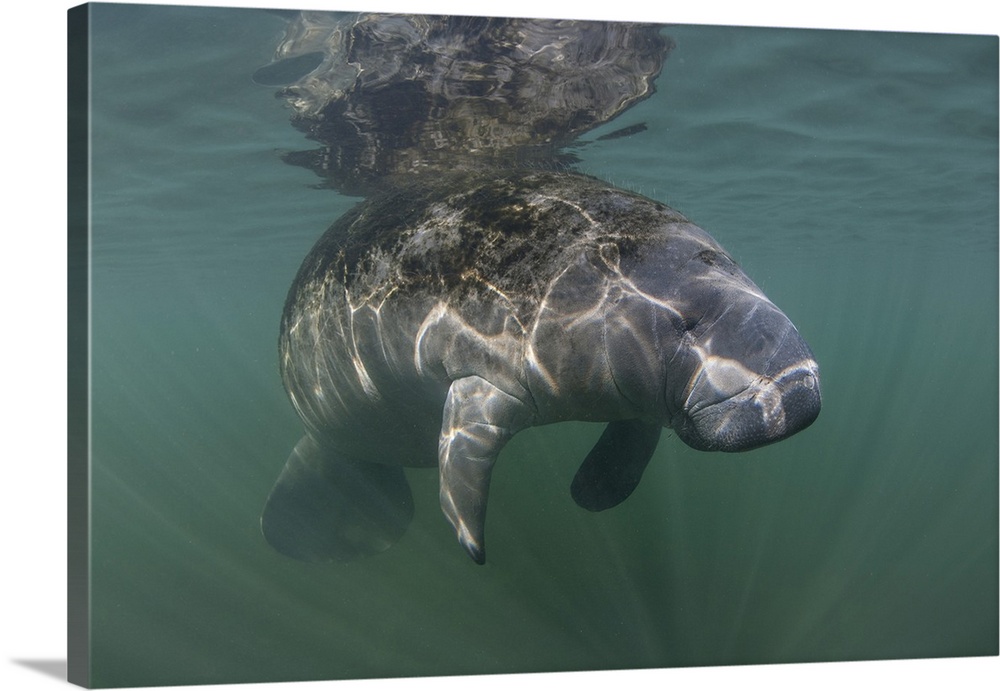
[671,305,821,452]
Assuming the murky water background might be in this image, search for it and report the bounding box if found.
[83,4,996,687]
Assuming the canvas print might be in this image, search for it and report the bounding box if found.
[68,2,998,688]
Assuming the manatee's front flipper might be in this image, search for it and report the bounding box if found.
[261,435,414,563]
[570,420,662,512]
[438,376,534,565]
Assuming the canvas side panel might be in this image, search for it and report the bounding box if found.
[67,3,91,688]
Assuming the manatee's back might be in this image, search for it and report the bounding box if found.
[278,171,692,453]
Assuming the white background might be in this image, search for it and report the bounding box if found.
[2,1,997,690]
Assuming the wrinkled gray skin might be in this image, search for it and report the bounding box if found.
[261,171,821,564]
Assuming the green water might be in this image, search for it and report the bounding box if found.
[83,4,998,687]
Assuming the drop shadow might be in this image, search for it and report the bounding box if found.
[12,659,67,682]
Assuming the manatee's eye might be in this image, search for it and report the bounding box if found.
[679,317,700,333]
[695,249,719,266]
[694,248,740,276]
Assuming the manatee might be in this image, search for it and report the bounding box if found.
[257,13,821,564]
[261,170,821,564]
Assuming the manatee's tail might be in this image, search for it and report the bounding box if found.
[261,435,414,562]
